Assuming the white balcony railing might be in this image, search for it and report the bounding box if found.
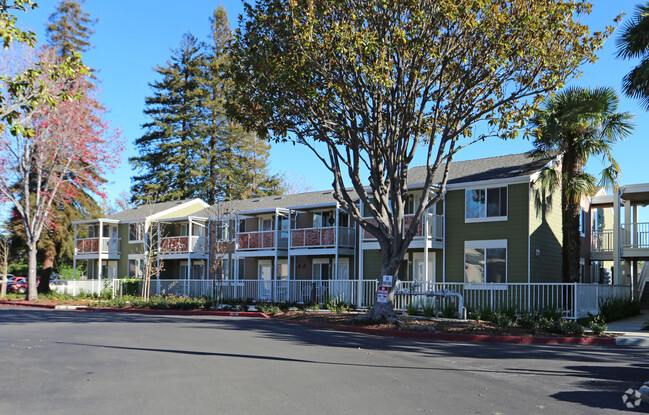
[362,213,444,241]
[159,236,208,254]
[290,226,355,249]
[75,237,120,254]
[237,230,288,250]
[591,222,649,254]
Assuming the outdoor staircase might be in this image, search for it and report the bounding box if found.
[640,263,649,309]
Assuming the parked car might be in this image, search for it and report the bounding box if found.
[8,276,27,294]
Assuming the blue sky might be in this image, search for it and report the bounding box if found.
[10,1,649,220]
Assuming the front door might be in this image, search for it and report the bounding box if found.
[413,252,435,288]
[333,258,351,303]
[258,259,272,300]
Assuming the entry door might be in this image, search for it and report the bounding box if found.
[333,258,351,303]
[258,260,273,300]
[413,252,435,286]
[107,262,118,279]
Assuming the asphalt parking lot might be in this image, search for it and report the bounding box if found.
[1,306,647,414]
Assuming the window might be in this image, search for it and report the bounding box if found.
[129,222,144,242]
[465,186,507,222]
[128,258,144,278]
[216,221,230,241]
[464,240,507,284]
[260,218,273,231]
[579,209,586,237]
[313,211,335,228]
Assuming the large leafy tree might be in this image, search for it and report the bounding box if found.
[229,0,612,321]
[616,2,649,110]
[530,87,633,283]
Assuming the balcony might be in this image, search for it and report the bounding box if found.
[362,213,444,241]
[591,222,649,258]
[237,230,288,250]
[290,227,356,249]
[75,237,120,255]
[160,236,208,254]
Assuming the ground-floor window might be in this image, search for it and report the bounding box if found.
[128,257,144,279]
[464,240,507,284]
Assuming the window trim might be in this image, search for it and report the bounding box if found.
[464,185,508,223]
[464,239,508,289]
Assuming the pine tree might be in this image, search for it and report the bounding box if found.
[130,33,205,203]
[196,7,283,202]
[45,0,96,58]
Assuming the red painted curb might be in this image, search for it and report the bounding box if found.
[0,301,270,319]
[277,319,617,345]
[80,307,270,319]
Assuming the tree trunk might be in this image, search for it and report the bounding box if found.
[562,197,581,283]
[355,261,400,323]
[27,245,38,301]
[38,249,55,294]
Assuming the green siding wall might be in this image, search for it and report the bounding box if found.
[445,183,530,283]
[117,223,142,278]
[529,180,563,283]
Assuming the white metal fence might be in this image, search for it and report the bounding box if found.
[53,278,630,318]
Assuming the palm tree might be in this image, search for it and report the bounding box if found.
[617,2,649,110]
[530,86,634,283]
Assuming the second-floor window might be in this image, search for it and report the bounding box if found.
[216,221,230,240]
[129,222,144,243]
[465,186,507,222]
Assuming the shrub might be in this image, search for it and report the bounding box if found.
[405,302,419,316]
[441,302,458,319]
[517,314,540,334]
[325,297,349,313]
[119,278,140,296]
[598,297,642,322]
[420,300,437,318]
[540,308,563,322]
[589,315,607,336]
[493,312,513,331]
[257,302,281,316]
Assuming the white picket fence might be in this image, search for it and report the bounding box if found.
[53,278,630,318]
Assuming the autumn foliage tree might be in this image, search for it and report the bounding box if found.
[0,47,122,300]
[229,0,613,321]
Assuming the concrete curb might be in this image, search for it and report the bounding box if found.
[277,319,617,346]
[0,301,270,319]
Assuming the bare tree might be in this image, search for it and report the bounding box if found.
[0,234,10,299]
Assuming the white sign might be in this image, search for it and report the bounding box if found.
[377,286,389,303]
[382,275,393,287]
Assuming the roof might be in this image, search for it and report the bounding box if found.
[194,189,359,218]
[105,199,205,221]
[407,152,556,187]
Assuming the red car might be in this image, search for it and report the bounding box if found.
[8,276,27,294]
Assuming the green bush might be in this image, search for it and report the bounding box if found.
[492,312,513,331]
[589,315,607,336]
[325,297,349,313]
[540,308,563,321]
[441,302,458,319]
[405,302,419,316]
[598,297,641,322]
[56,265,84,280]
[119,278,140,296]
[257,301,281,316]
[420,300,437,318]
[517,314,540,334]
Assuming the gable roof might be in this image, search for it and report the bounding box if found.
[105,199,207,221]
[407,152,556,187]
[194,189,359,218]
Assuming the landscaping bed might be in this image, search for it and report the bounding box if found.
[274,310,616,338]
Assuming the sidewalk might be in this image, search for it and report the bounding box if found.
[606,310,649,347]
